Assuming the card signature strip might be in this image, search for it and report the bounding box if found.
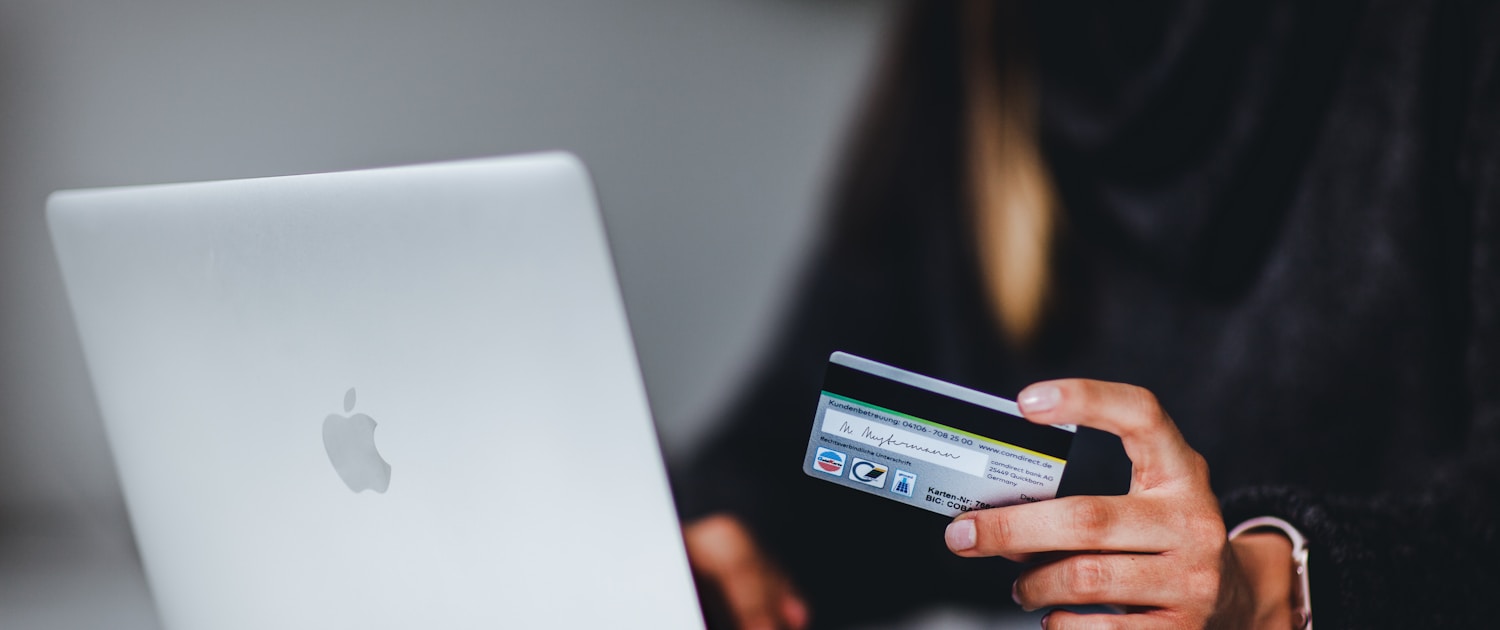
[821,391,1068,465]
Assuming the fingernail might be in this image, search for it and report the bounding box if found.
[945,519,977,551]
[1011,580,1021,605]
[1018,384,1061,413]
[1039,612,1051,629]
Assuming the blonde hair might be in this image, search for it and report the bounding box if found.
[963,0,1059,348]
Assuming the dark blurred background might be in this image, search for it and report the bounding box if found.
[0,1,894,626]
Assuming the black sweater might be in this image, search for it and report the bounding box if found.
[676,1,1500,627]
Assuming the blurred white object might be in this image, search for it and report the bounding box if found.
[48,154,703,629]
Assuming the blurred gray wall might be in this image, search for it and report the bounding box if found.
[0,0,893,626]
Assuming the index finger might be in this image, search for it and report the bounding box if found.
[1016,379,1202,490]
[945,494,1177,559]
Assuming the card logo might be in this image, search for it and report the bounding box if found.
[849,458,888,488]
[890,470,916,497]
[814,447,847,475]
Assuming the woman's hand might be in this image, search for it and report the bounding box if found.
[683,514,809,630]
[943,379,1293,629]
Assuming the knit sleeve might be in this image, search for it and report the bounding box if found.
[1221,3,1500,625]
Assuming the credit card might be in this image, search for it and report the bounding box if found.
[801,351,1076,517]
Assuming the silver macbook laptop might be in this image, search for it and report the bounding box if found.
[48,153,705,629]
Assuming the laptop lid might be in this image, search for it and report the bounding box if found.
[47,153,704,629]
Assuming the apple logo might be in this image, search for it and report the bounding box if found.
[322,388,391,493]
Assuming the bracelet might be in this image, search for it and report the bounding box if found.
[1228,516,1313,630]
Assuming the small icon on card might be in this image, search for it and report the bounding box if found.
[814,447,847,476]
[849,458,888,488]
[890,470,916,497]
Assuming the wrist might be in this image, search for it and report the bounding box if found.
[1230,532,1297,629]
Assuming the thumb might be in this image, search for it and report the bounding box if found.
[1017,379,1201,489]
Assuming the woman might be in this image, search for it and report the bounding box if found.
[677,1,1500,628]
